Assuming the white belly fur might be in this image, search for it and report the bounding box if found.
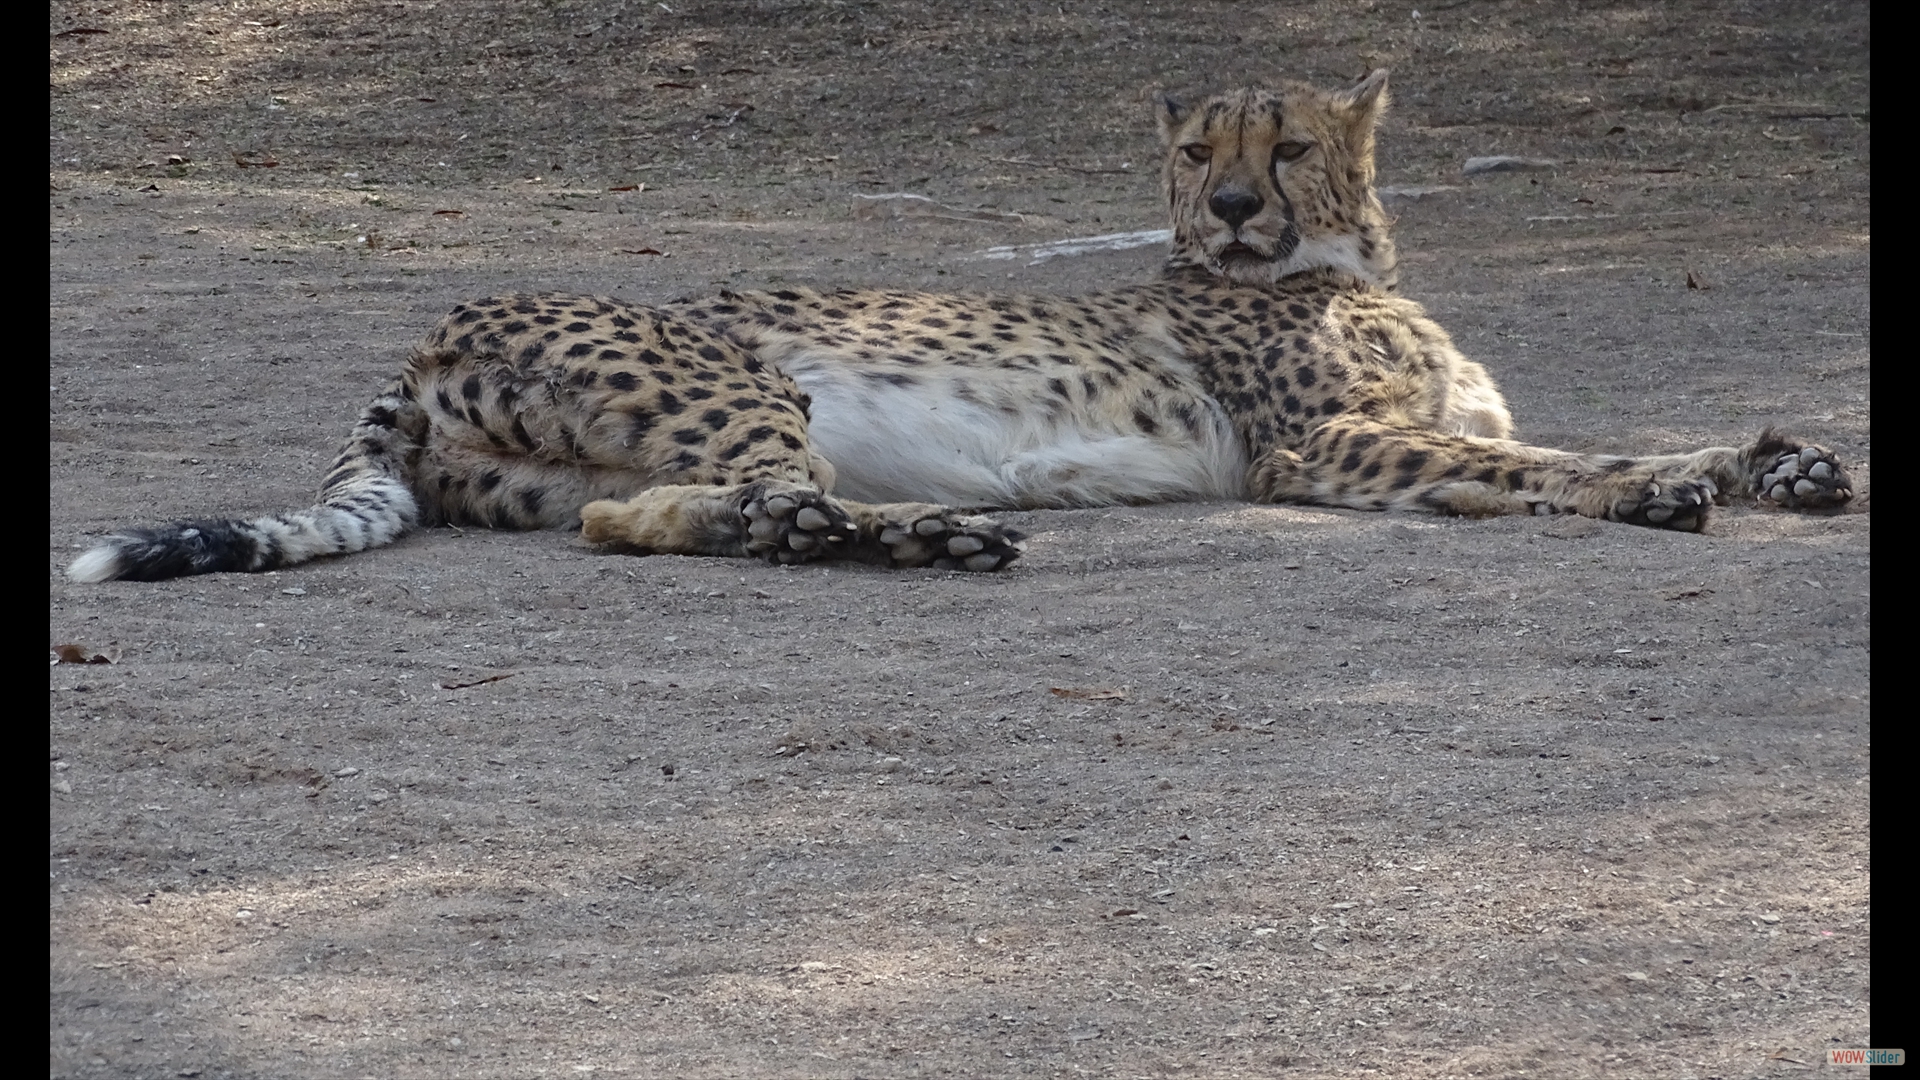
[783,360,1250,509]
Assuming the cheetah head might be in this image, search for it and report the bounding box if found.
[1157,70,1397,290]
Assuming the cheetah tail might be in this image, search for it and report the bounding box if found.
[66,381,425,583]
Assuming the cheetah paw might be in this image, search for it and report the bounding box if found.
[740,485,857,565]
[1757,444,1853,510]
[878,512,1025,572]
[1608,477,1715,532]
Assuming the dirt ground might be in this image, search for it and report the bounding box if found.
[50,2,1871,1077]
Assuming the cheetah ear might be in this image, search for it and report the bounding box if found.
[1154,92,1193,142]
[1333,68,1390,128]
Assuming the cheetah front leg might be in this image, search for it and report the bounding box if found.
[1253,418,1852,531]
[1636,429,1853,510]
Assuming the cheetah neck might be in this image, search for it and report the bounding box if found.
[1161,236,1398,292]
[1123,270,1383,460]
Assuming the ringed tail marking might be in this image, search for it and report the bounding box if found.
[65,381,423,583]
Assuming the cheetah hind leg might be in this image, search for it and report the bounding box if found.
[578,483,1025,571]
[841,501,1027,572]
[580,479,859,565]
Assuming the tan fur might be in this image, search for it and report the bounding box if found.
[67,71,1853,585]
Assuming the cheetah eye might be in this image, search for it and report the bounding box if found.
[1180,144,1213,164]
[1273,140,1315,164]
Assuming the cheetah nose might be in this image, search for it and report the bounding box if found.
[1208,186,1264,230]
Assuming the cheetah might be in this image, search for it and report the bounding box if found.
[67,70,1853,584]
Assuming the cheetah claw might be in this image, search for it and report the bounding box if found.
[739,485,858,565]
[1756,444,1853,510]
[1608,477,1714,532]
[878,512,1025,572]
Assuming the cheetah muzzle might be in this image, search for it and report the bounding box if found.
[68,69,1854,584]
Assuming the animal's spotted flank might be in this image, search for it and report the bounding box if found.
[68,70,1852,584]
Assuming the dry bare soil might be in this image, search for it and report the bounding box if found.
[51,3,1869,1077]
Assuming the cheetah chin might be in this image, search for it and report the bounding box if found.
[68,69,1853,583]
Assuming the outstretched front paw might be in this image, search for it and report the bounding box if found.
[1609,477,1715,532]
[1756,443,1853,510]
[878,510,1025,572]
[740,483,857,565]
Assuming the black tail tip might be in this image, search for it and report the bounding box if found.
[66,521,263,583]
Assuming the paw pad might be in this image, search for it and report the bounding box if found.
[1759,445,1853,510]
[741,487,856,564]
[1611,478,1714,532]
[879,513,1025,571]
